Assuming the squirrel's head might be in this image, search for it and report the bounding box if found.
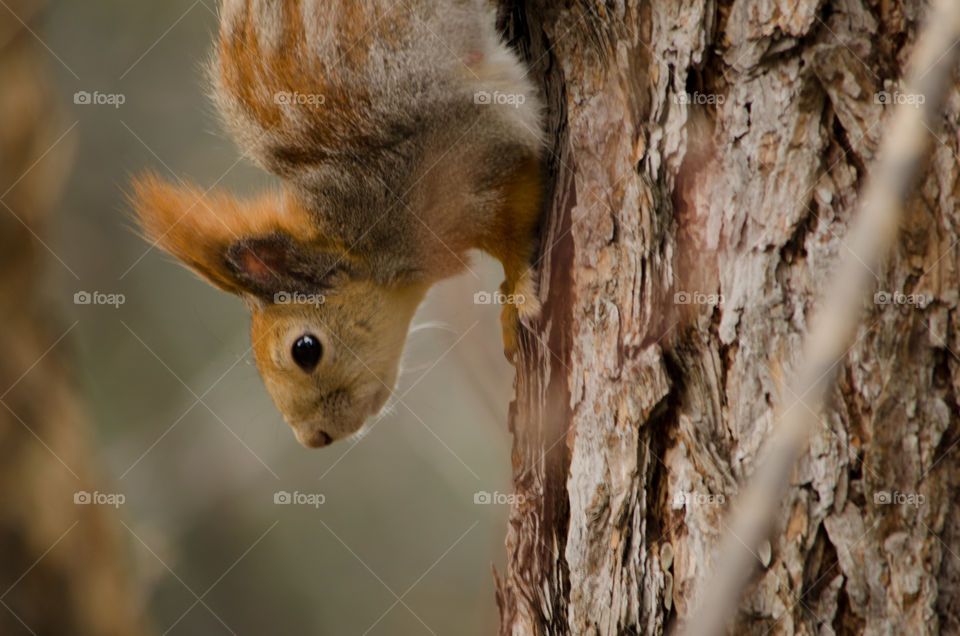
[130,175,427,447]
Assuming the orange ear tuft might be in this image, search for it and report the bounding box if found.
[128,173,316,296]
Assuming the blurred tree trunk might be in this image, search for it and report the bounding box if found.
[495,1,960,634]
[0,2,148,634]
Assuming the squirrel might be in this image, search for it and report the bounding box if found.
[131,0,544,448]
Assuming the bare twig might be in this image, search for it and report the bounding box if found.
[680,1,960,634]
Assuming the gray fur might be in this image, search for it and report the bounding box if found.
[211,0,543,285]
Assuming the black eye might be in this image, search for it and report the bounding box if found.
[291,334,323,371]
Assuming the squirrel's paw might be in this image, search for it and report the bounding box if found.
[500,304,521,363]
[498,271,540,363]
[512,268,541,321]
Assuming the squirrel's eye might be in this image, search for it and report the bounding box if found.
[291,334,323,371]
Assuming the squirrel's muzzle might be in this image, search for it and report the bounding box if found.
[292,426,334,448]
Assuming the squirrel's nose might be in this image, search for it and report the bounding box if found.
[311,431,333,448]
[293,426,333,448]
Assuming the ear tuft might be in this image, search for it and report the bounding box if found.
[128,173,318,297]
[129,174,237,293]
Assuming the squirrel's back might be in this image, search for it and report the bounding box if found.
[211,0,541,180]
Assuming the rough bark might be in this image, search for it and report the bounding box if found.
[0,2,149,634]
[495,1,960,634]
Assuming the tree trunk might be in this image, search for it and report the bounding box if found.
[0,2,149,634]
[495,1,960,634]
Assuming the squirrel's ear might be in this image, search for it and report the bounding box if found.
[129,174,346,299]
[224,233,350,299]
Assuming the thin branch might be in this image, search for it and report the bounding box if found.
[680,1,960,634]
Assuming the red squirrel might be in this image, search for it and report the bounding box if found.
[131,0,544,448]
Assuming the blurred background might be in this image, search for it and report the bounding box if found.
[0,1,517,633]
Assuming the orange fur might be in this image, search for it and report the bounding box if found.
[129,174,317,294]
[130,0,545,447]
[214,1,411,144]
[479,156,543,358]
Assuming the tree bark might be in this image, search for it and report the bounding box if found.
[0,2,149,634]
[495,1,960,634]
